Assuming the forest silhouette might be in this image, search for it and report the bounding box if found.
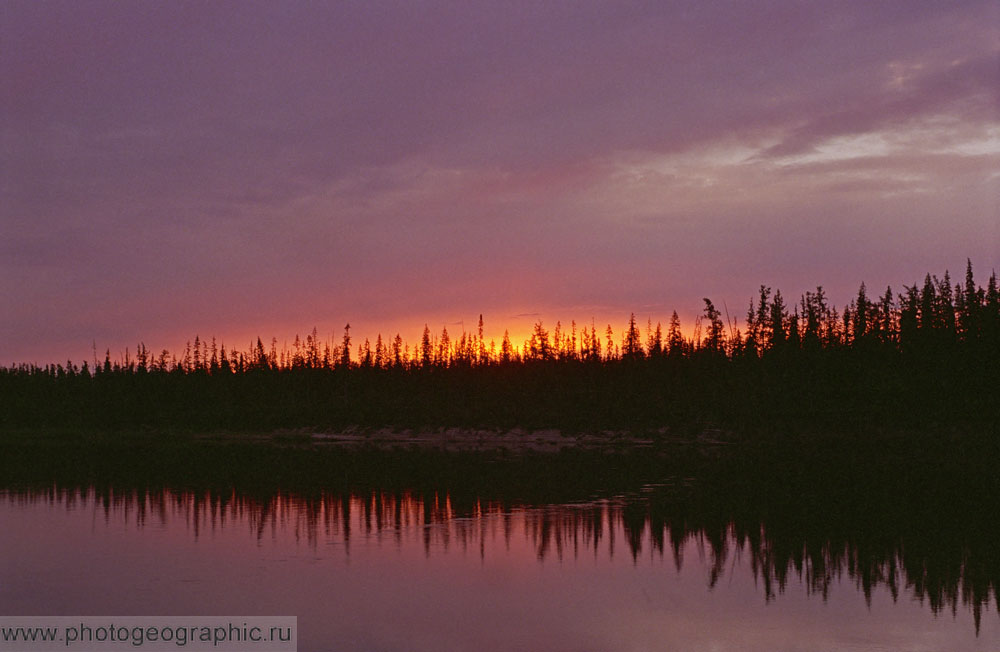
[2,261,997,432]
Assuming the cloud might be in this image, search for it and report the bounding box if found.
[757,53,1000,160]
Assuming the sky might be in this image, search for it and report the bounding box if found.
[2,0,998,365]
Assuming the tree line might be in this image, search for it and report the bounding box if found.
[2,261,997,432]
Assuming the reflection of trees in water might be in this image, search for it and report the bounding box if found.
[6,485,996,633]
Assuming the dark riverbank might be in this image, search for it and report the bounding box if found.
[3,424,997,506]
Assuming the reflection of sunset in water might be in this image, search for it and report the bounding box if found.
[3,485,995,650]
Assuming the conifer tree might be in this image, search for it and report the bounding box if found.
[936,272,956,342]
[500,330,513,364]
[879,286,895,344]
[529,321,551,360]
[359,338,373,368]
[919,275,936,334]
[667,311,684,356]
[137,343,149,373]
[899,286,920,351]
[623,313,642,359]
[307,328,319,367]
[417,326,431,367]
[769,291,787,350]
[959,259,980,341]
[392,334,404,368]
[647,319,663,357]
[788,308,801,349]
[374,334,387,369]
[852,283,870,344]
[701,299,725,354]
[590,322,601,360]
[746,285,772,356]
[745,299,759,356]
[477,315,486,365]
[340,324,352,368]
[984,271,999,348]
[568,320,578,361]
[438,327,451,367]
[209,337,219,372]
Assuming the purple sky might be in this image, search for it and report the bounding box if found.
[3,1,998,364]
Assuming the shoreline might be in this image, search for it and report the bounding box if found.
[1,424,742,456]
[2,422,994,457]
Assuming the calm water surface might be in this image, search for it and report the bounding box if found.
[2,481,996,652]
